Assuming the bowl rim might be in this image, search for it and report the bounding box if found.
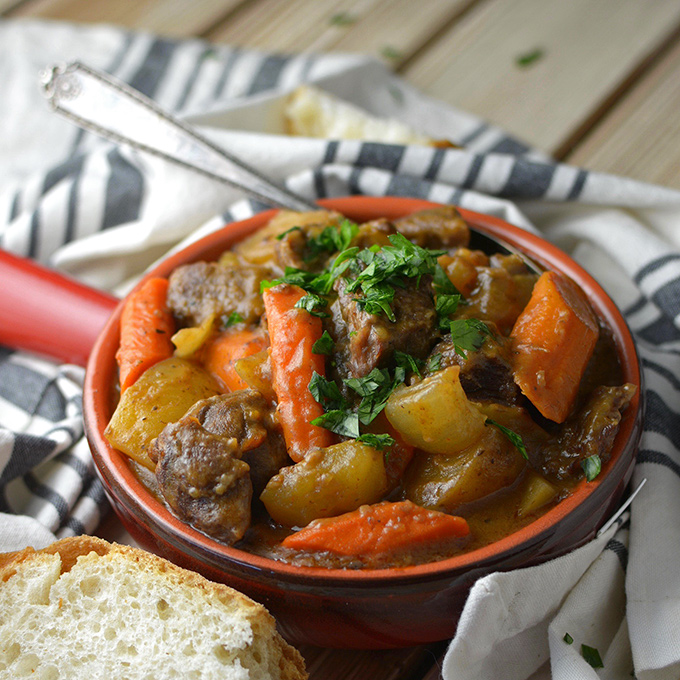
[84,195,642,584]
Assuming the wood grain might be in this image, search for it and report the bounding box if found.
[299,642,447,680]
[566,28,680,190]
[5,0,248,36]
[205,0,473,66]
[401,0,680,156]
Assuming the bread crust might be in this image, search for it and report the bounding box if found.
[0,536,307,680]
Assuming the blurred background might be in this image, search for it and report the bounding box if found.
[2,0,679,189]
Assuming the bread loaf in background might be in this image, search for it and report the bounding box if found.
[285,84,443,146]
[0,536,307,680]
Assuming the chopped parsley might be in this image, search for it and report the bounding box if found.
[582,454,602,482]
[563,633,574,645]
[342,232,445,321]
[486,419,528,460]
[223,311,244,327]
[295,292,329,318]
[448,318,491,357]
[312,330,334,355]
[394,351,423,377]
[307,219,359,259]
[329,11,357,26]
[426,352,442,373]
[581,644,604,669]
[308,363,409,445]
[356,433,396,450]
[308,373,360,438]
[516,48,545,68]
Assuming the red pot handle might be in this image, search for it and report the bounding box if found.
[0,249,119,367]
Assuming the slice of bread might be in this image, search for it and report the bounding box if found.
[0,536,307,680]
[284,84,435,145]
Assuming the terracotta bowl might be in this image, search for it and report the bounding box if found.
[81,196,643,649]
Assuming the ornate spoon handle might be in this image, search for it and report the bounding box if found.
[40,61,317,212]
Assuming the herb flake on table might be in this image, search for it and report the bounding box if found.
[516,48,545,68]
[329,12,357,26]
[581,644,604,669]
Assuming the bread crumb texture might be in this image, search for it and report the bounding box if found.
[0,537,306,680]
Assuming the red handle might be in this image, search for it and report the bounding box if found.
[0,249,119,367]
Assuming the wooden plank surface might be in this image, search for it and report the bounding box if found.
[567,27,680,190]
[4,0,248,37]
[206,0,474,67]
[401,0,680,156]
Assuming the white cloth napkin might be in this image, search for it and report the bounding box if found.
[1,18,679,680]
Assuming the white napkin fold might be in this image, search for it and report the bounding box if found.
[1,18,680,679]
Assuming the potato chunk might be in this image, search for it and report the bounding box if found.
[260,441,388,527]
[403,427,526,512]
[385,366,487,455]
[105,357,221,470]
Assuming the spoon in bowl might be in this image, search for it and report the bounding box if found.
[39,62,541,273]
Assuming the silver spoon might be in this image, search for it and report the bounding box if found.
[40,61,540,272]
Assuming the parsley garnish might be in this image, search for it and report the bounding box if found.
[581,644,604,669]
[448,318,491,357]
[426,353,442,373]
[308,372,345,411]
[516,48,545,68]
[394,351,423,377]
[563,633,573,645]
[433,264,460,296]
[223,311,244,327]
[342,233,445,321]
[295,292,329,318]
[311,409,360,439]
[305,219,359,260]
[275,226,302,240]
[308,373,360,438]
[330,12,357,26]
[357,433,396,450]
[581,454,602,482]
[436,293,462,323]
[381,45,403,61]
[312,330,334,355]
[486,419,528,460]
[345,366,405,425]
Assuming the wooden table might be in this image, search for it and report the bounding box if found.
[3,0,678,677]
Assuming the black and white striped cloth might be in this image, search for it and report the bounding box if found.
[1,18,679,680]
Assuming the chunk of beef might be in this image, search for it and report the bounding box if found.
[167,261,269,328]
[191,390,288,495]
[274,221,331,271]
[428,332,522,406]
[152,390,286,544]
[538,384,637,480]
[353,218,395,250]
[331,275,438,379]
[392,206,469,250]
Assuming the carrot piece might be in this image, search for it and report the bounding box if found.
[202,327,268,392]
[510,270,599,423]
[281,500,469,557]
[116,277,175,392]
[263,283,334,462]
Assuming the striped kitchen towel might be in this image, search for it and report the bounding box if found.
[1,18,679,680]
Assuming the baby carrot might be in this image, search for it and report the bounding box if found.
[202,327,268,392]
[510,270,599,423]
[116,277,175,392]
[263,283,334,462]
[281,500,469,557]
